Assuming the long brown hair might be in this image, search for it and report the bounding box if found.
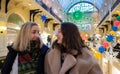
[61,22,86,54]
[13,22,43,51]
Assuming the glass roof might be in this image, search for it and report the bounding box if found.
[57,0,105,12]
[56,0,105,32]
[68,3,98,13]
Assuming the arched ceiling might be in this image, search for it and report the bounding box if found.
[7,0,60,23]
[6,0,119,36]
[40,0,101,33]
[57,0,104,12]
[40,0,118,34]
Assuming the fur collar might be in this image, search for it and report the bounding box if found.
[46,49,77,74]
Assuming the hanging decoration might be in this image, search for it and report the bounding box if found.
[93,52,101,59]
[113,20,120,26]
[109,31,117,37]
[106,35,114,42]
[98,46,105,53]
[116,16,120,21]
[41,15,47,22]
[112,26,118,31]
[73,11,83,20]
[102,42,109,48]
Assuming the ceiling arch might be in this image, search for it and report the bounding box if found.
[68,2,98,14]
[7,13,24,25]
[68,1,98,13]
[57,0,105,12]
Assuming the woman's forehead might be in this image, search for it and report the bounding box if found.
[31,25,39,30]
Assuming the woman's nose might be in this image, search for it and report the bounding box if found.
[35,33,39,37]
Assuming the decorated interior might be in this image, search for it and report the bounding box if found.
[0,0,120,74]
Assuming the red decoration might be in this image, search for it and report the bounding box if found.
[114,21,120,26]
[102,42,109,48]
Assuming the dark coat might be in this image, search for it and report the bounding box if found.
[1,44,49,74]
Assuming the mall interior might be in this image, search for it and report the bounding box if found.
[0,0,120,74]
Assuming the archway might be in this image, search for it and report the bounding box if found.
[7,13,24,45]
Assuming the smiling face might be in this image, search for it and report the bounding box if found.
[56,25,63,44]
[30,25,40,40]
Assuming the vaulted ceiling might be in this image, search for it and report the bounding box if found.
[5,0,120,36]
[39,0,117,35]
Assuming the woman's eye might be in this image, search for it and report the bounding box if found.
[32,31,36,34]
[32,30,40,34]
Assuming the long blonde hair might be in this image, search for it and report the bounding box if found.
[13,22,43,51]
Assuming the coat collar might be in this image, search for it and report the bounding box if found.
[47,49,77,74]
[59,54,77,74]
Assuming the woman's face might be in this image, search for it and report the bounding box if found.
[56,26,63,44]
[30,25,40,40]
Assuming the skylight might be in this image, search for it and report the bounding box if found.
[68,2,97,13]
[57,0,105,12]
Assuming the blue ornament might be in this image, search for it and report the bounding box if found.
[41,15,47,21]
[112,26,118,31]
[106,35,114,42]
[98,46,105,53]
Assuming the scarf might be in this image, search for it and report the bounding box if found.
[18,40,39,74]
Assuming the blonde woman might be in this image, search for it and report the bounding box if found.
[2,22,49,74]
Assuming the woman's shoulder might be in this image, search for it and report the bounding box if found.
[41,44,49,50]
[78,47,97,62]
[45,47,60,57]
[7,45,17,52]
[77,47,99,67]
[40,44,49,54]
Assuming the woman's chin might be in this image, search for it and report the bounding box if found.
[57,41,62,44]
